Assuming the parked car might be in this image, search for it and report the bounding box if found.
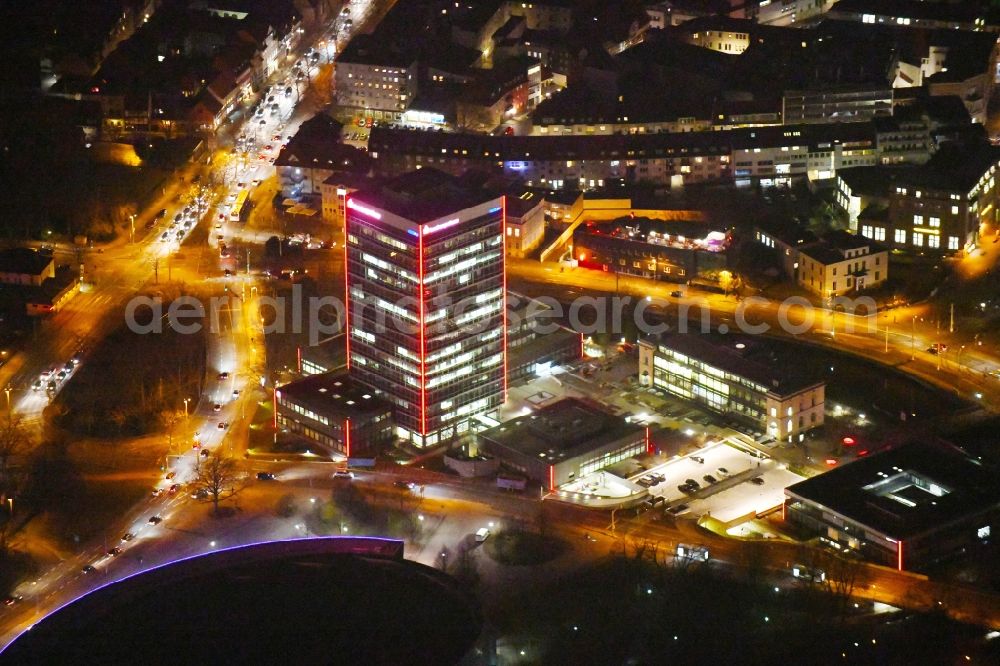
[717,467,730,477]
[668,504,689,515]
[750,477,765,486]
[703,474,718,484]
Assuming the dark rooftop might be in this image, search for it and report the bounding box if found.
[799,230,883,265]
[274,114,372,174]
[0,248,54,276]
[277,372,390,418]
[650,334,824,397]
[837,166,910,198]
[829,0,988,24]
[898,142,1000,193]
[353,168,497,222]
[2,537,479,664]
[478,398,643,463]
[786,440,1000,540]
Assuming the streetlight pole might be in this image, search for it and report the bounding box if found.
[183,398,190,418]
[911,316,916,361]
[3,387,10,415]
[130,214,135,244]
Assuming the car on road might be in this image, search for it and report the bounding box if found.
[217,421,229,430]
[156,209,167,219]
[151,488,163,497]
[4,595,22,606]
[393,480,416,490]
[200,448,210,457]
[165,471,176,480]
[684,478,701,489]
[333,470,354,480]
[82,565,97,574]
[690,456,705,464]
[31,379,42,391]
[678,484,693,494]
[264,145,273,151]
[256,472,276,481]
[148,516,162,525]
[475,528,490,542]
[168,483,180,494]
[232,389,240,397]
[703,474,718,484]
[191,489,209,500]
[213,403,222,412]
[121,533,135,542]
[107,547,122,557]
[218,372,230,380]
[750,477,765,486]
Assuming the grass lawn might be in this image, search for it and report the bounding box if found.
[485,529,567,566]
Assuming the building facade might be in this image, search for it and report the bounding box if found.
[275,372,394,457]
[796,235,888,297]
[639,335,825,442]
[476,398,648,488]
[345,169,506,447]
[785,441,1000,571]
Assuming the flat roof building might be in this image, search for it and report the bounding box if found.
[276,372,393,457]
[639,334,825,442]
[476,398,648,489]
[785,441,1000,571]
[346,168,505,448]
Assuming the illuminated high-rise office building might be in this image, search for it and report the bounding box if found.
[345,169,506,447]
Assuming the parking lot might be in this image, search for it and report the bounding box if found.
[634,441,807,523]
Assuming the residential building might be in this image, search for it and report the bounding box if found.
[796,231,888,297]
[785,440,1000,571]
[885,143,1000,253]
[750,0,836,26]
[275,372,394,457]
[334,35,419,114]
[754,222,820,278]
[639,334,825,442]
[835,166,900,229]
[503,189,545,257]
[275,114,372,199]
[476,398,648,488]
[368,121,887,191]
[826,0,1000,33]
[345,169,505,447]
[674,16,752,54]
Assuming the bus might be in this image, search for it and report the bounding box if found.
[229,190,250,223]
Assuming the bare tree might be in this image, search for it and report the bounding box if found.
[0,415,31,482]
[190,455,246,514]
[160,409,183,452]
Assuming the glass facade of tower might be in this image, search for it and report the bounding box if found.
[346,196,506,448]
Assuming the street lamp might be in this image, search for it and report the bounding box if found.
[3,387,10,415]
[183,397,190,418]
[129,214,136,244]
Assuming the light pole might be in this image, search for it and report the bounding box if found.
[130,214,136,244]
[183,398,190,418]
[3,387,10,415]
[910,316,916,361]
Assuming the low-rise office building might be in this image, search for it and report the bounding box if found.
[275,114,372,199]
[275,372,393,457]
[785,441,1000,571]
[507,291,581,385]
[476,398,648,488]
[639,334,825,442]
